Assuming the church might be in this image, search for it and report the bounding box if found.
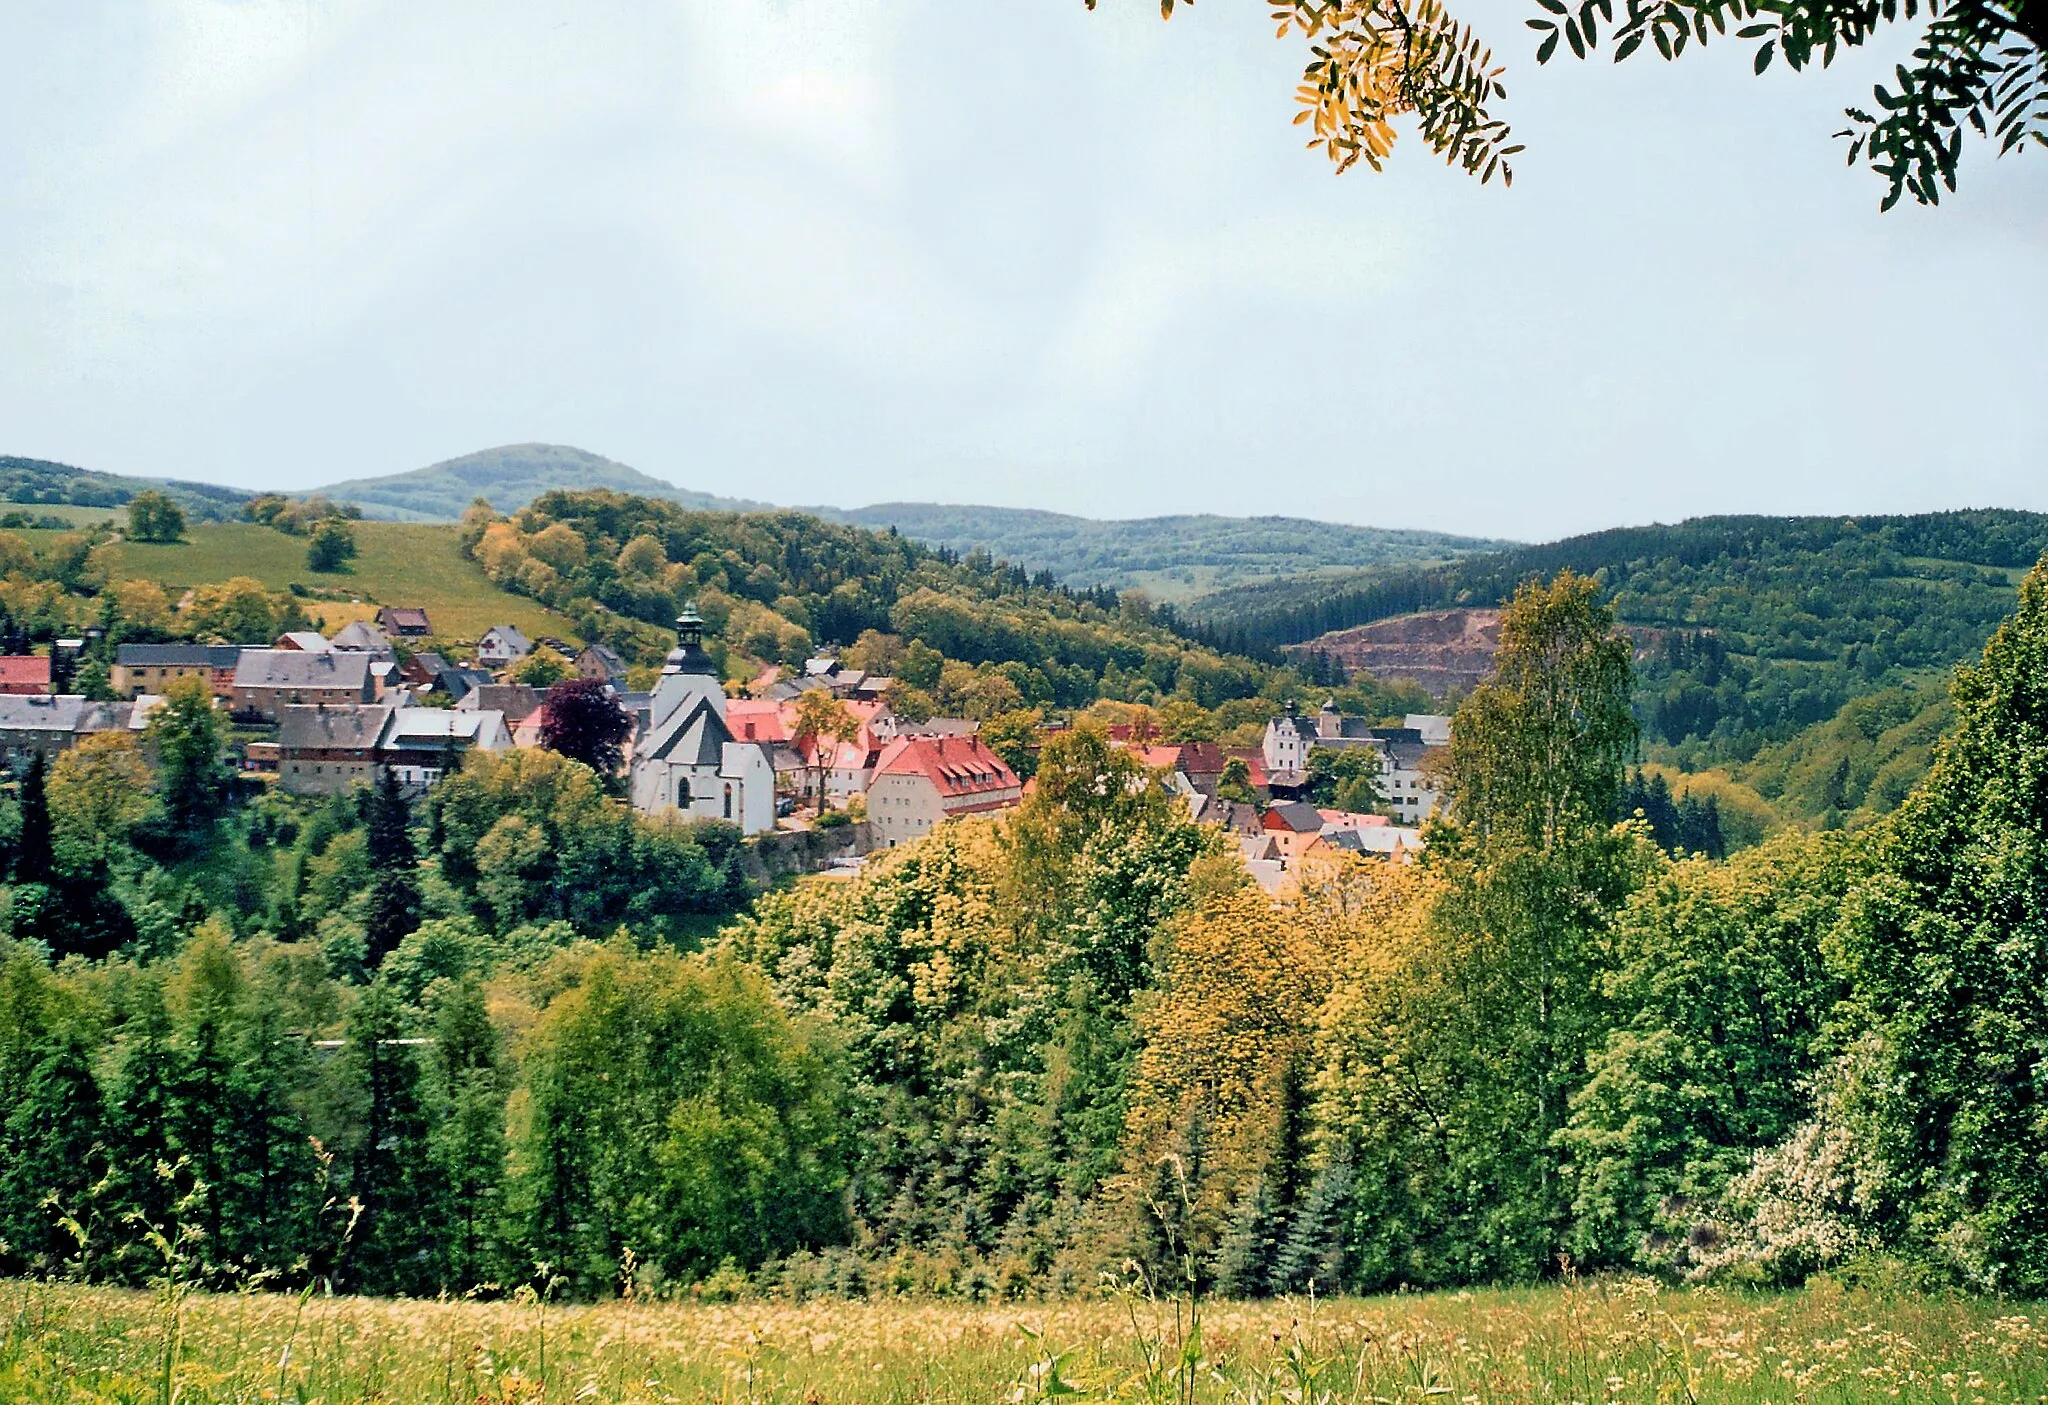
[628,606,776,835]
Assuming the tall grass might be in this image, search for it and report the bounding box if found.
[2,1276,2041,1403]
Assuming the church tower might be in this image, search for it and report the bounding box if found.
[647,603,725,730]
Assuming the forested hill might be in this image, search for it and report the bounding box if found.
[0,455,253,521]
[821,502,1510,598]
[309,443,770,521]
[1190,509,2048,770]
[1187,510,2048,650]
[470,490,1271,708]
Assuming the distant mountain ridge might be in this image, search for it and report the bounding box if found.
[819,501,1513,597]
[0,455,253,521]
[305,443,769,521]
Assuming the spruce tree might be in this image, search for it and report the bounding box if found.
[16,750,52,883]
[335,981,444,1296]
[362,770,422,968]
[428,979,509,1290]
[0,1028,106,1274]
[101,976,180,1283]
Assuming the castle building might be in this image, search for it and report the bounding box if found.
[628,606,775,835]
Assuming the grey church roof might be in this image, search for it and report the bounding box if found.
[641,695,732,769]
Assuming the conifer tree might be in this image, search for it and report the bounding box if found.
[101,976,181,1283]
[427,979,509,1289]
[0,1028,106,1273]
[362,770,422,967]
[334,981,445,1296]
[16,750,52,883]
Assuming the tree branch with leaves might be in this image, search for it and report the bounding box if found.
[1106,0,2045,206]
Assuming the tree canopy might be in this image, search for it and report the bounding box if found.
[1111,0,2045,207]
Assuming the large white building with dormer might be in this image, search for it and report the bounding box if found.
[628,607,776,835]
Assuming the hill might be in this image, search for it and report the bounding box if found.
[825,501,1510,600]
[0,454,252,521]
[96,520,572,644]
[1211,509,2048,775]
[307,443,768,521]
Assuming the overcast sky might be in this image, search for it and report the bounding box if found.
[2,1,2042,540]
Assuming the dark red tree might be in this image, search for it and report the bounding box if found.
[539,678,633,779]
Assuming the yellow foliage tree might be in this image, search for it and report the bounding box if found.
[48,732,156,868]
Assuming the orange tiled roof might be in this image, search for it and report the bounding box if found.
[873,734,1019,799]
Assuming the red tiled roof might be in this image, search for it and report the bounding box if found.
[1223,748,1270,788]
[873,734,1019,799]
[0,655,51,688]
[726,699,790,743]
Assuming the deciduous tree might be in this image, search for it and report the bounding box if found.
[1112,0,2046,208]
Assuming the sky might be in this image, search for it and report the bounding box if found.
[1,0,2043,542]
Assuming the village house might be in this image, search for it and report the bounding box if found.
[0,655,51,696]
[232,649,375,722]
[476,625,532,668]
[865,734,1022,847]
[456,683,547,728]
[276,703,391,795]
[431,667,493,702]
[628,608,775,835]
[111,643,243,699]
[1260,800,1329,863]
[1262,701,1451,824]
[375,606,433,638]
[274,631,332,653]
[0,695,135,773]
[400,652,451,689]
[379,707,511,791]
[330,620,396,659]
[275,703,511,796]
[822,726,887,805]
[575,643,628,684]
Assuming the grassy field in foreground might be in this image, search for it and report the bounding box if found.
[2,1279,2041,1404]
[95,521,572,645]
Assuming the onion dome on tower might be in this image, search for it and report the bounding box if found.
[664,604,718,676]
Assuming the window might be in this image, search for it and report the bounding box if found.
[723,784,733,819]
[677,778,692,806]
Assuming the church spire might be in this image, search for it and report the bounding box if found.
[663,603,716,676]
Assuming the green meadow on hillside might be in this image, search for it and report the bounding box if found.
[96,521,572,645]
[3,1278,2039,1404]
[0,502,120,529]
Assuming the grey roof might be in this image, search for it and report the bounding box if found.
[0,695,94,732]
[330,620,393,654]
[457,683,546,723]
[642,696,733,768]
[1268,801,1326,832]
[277,631,332,652]
[278,704,393,751]
[234,649,373,690]
[383,707,505,751]
[479,625,532,653]
[115,643,243,669]
[579,643,628,676]
[406,651,452,678]
[893,717,977,738]
[432,668,493,699]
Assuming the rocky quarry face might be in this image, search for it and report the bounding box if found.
[1295,609,1504,696]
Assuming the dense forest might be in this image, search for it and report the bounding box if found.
[0,458,251,522]
[824,503,1507,595]
[2,558,2042,1301]
[1191,510,2048,768]
[466,490,1272,709]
